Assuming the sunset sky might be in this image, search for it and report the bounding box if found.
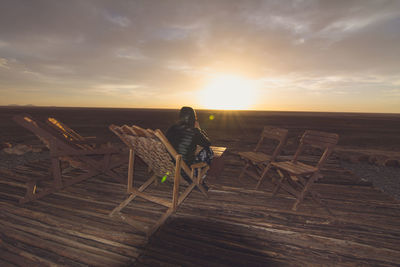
[0,0,399,113]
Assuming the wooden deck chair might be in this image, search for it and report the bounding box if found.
[13,114,127,204]
[237,126,288,188]
[261,130,339,211]
[109,124,211,236]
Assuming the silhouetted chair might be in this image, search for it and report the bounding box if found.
[13,114,126,204]
[261,130,339,211]
[237,126,288,188]
[109,124,225,236]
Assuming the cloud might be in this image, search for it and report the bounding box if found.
[0,0,399,111]
[104,13,131,28]
[0,58,9,69]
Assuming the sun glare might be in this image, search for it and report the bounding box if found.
[199,74,257,110]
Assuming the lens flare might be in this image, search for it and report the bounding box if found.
[161,171,170,183]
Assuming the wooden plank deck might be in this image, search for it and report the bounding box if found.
[1,151,400,266]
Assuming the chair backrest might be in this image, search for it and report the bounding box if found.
[13,115,51,148]
[110,125,191,180]
[261,126,288,141]
[47,117,94,150]
[293,130,339,169]
[13,114,88,152]
[47,117,85,141]
[255,126,288,160]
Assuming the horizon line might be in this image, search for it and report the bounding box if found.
[1,105,399,115]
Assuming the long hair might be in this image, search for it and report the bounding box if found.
[179,106,197,127]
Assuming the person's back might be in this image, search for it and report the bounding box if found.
[166,107,211,166]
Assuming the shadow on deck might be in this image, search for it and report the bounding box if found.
[1,151,400,266]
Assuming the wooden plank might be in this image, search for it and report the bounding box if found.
[200,184,400,232]
[0,202,145,247]
[0,249,41,267]
[145,213,396,266]
[0,214,132,263]
[44,184,166,218]
[0,224,128,266]
[116,212,150,233]
[272,161,317,175]
[2,135,400,266]
[147,208,174,237]
[0,234,67,267]
[129,188,172,208]
[0,208,141,259]
[109,174,157,216]
[19,169,100,204]
[29,201,149,240]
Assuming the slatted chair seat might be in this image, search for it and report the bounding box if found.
[238,126,288,188]
[271,161,317,175]
[109,124,212,236]
[261,130,339,211]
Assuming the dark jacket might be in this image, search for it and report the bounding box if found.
[166,122,211,166]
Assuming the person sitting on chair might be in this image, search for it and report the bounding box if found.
[166,106,213,188]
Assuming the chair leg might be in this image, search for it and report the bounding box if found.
[172,164,181,211]
[189,166,208,198]
[196,167,209,198]
[272,169,286,196]
[117,212,150,234]
[238,162,249,180]
[255,163,272,190]
[109,174,156,216]
[51,157,63,189]
[110,194,137,217]
[147,208,174,237]
[292,173,319,211]
[20,180,37,203]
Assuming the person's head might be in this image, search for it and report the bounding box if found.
[179,106,197,127]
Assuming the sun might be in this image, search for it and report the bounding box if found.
[199,74,257,110]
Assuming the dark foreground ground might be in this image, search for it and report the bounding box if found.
[0,107,400,266]
[1,106,400,151]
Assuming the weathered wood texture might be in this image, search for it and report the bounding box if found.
[1,151,400,266]
[11,115,127,205]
